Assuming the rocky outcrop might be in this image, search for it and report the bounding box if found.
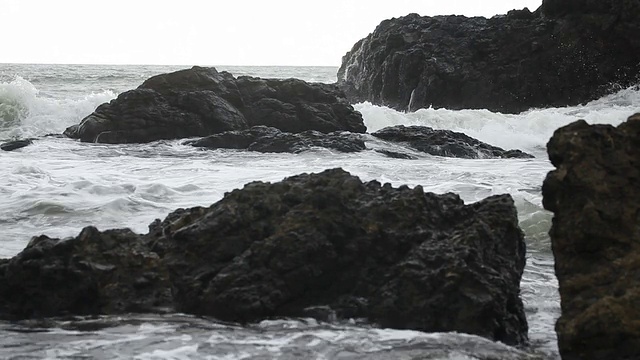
[187,125,365,153]
[0,227,172,318]
[187,124,532,158]
[338,0,640,113]
[0,168,528,345]
[372,125,533,159]
[542,113,640,360]
[63,67,366,143]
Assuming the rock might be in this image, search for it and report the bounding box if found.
[542,113,640,360]
[161,168,528,345]
[0,168,528,345]
[0,227,172,319]
[541,0,640,22]
[64,67,366,144]
[372,125,533,159]
[187,126,366,153]
[338,3,640,114]
[374,149,417,159]
[1,139,33,151]
[235,76,366,134]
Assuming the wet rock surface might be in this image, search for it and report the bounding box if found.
[64,67,365,143]
[542,113,640,360]
[372,125,534,159]
[1,139,33,151]
[188,124,532,158]
[0,168,528,345]
[187,125,366,153]
[338,0,640,113]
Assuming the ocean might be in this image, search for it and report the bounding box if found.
[0,63,638,359]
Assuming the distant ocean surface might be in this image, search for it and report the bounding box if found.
[1,63,639,359]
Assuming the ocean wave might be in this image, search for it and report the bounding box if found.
[355,85,640,155]
[0,76,34,130]
[0,315,542,360]
[0,76,115,140]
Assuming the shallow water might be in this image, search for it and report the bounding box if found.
[1,63,638,359]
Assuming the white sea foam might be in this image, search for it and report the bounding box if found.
[357,85,640,155]
[0,76,115,139]
[0,316,541,359]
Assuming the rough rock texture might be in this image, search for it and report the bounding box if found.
[64,67,366,143]
[338,0,640,113]
[187,125,366,153]
[0,168,528,345]
[542,113,640,360]
[372,125,534,159]
[0,227,172,319]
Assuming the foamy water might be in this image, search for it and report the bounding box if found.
[1,63,638,359]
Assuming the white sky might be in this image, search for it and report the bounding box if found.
[1,0,542,66]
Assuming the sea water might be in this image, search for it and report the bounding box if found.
[1,63,638,359]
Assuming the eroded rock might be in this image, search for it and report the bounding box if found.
[542,113,640,360]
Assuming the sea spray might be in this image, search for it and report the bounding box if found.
[356,86,640,156]
[0,76,116,139]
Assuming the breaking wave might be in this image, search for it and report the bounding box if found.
[0,76,115,140]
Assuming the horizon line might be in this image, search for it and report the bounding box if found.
[0,61,341,68]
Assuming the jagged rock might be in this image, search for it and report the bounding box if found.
[338,1,640,113]
[161,168,528,344]
[64,67,366,143]
[372,125,533,159]
[0,168,528,345]
[1,139,33,151]
[542,113,640,360]
[187,125,366,153]
[0,227,172,319]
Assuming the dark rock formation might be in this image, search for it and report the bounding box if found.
[374,149,417,159]
[187,125,365,153]
[0,227,172,318]
[163,169,528,345]
[188,124,533,158]
[338,0,640,113]
[0,168,528,345]
[0,139,33,151]
[542,113,640,360]
[372,125,533,159]
[64,67,366,143]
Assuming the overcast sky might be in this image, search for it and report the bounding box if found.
[2,0,542,66]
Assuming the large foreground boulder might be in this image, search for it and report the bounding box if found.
[64,67,366,143]
[338,0,640,113]
[0,168,528,345]
[542,113,640,360]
